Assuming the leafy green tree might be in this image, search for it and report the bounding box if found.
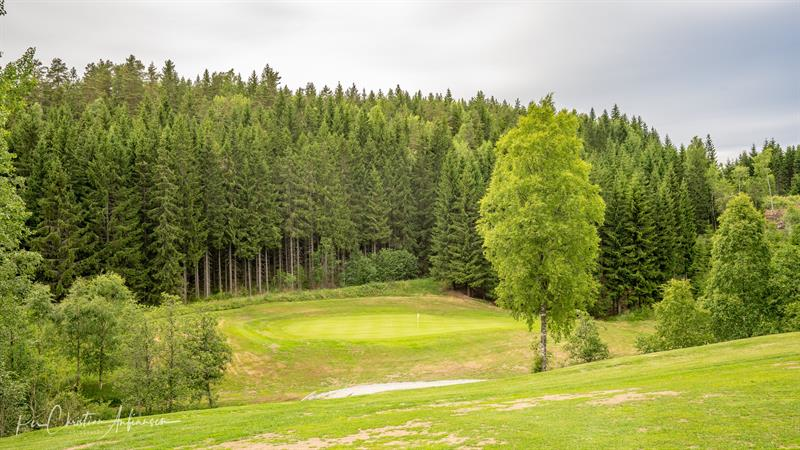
[59,273,135,391]
[157,293,188,412]
[479,97,605,371]
[636,279,713,353]
[704,193,771,340]
[118,311,161,415]
[770,237,800,331]
[184,315,232,407]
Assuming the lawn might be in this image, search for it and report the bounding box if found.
[209,288,652,404]
[4,332,798,449]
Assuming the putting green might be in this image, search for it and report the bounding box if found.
[268,313,518,340]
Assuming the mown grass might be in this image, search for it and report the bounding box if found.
[211,292,651,404]
[4,333,798,449]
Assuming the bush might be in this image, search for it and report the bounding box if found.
[636,279,714,353]
[343,249,418,286]
[565,310,610,363]
[372,249,418,281]
[342,256,378,286]
[530,339,553,373]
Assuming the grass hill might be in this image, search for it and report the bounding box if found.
[3,332,798,449]
[209,282,651,404]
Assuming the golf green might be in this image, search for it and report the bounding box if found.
[269,313,518,340]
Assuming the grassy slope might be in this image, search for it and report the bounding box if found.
[4,332,798,449]
[211,289,651,404]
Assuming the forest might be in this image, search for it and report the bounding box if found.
[7,55,799,307]
[2,48,800,436]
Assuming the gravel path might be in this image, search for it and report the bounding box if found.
[302,379,484,400]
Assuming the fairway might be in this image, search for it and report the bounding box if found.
[5,332,798,449]
[272,313,518,340]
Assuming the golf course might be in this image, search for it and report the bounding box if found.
[206,280,652,404]
[3,328,797,448]
[1,280,798,449]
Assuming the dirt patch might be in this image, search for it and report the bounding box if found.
[453,389,634,414]
[66,441,119,450]
[588,391,680,406]
[773,361,800,369]
[215,420,496,449]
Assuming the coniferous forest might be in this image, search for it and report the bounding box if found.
[10,56,799,310]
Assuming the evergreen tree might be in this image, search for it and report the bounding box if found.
[149,127,183,299]
[29,152,83,298]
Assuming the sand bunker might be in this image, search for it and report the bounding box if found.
[302,379,483,400]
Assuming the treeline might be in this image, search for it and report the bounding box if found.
[578,107,798,315]
[8,56,522,303]
[6,55,799,312]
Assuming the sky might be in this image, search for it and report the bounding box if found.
[1,1,798,162]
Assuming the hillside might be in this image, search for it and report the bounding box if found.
[3,332,798,449]
[207,285,651,404]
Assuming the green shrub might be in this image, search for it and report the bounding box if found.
[636,279,714,353]
[530,339,553,373]
[565,310,610,363]
[342,256,378,286]
[372,249,418,281]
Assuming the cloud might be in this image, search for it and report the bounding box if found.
[1,0,797,161]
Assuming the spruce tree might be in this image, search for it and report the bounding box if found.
[149,127,183,299]
[29,152,83,298]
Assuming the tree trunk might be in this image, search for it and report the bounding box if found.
[246,259,252,296]
[265,248,270,292]
[183,265,188,302]
[228,245,233,294]
[297,238,302,290]
[539,303,548,372]
[289,236,294,289]
[204,250,210,297]
[75,342,81,392]
[195,260,200,299]
[257,251,262,293]
[217,249,222,294]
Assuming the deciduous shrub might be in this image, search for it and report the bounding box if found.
[343,249,418,286]
[342,256,378,286]
[372,249,418,281]
[565,310,610,363]
[636,279,714,353]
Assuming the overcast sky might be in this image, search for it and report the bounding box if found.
[1,1,798,161]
